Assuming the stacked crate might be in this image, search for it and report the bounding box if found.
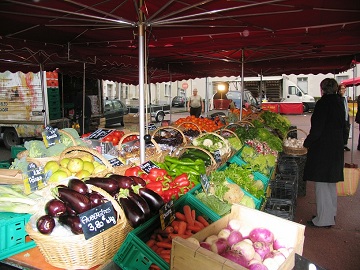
[46,72,61,120]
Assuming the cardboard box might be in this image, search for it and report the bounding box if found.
[171,204,305,270]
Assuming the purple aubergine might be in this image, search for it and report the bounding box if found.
[88,192,104,208]
[109,174,135,189]
[138,188,165,214]
[55,187,91,214]
[59,215,83,235]
[85,177,119,194]
[128,191,151,219]
[65,202,77,216]
[119,197,146,228]
[36,215,56,235]
[68,178,89,195]
[129,176,146,187]
[45,198,67,217]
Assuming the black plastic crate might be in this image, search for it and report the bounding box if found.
[278,152,307,196]
[270,174,298,204]
[264,198,294,221]
[276,159,298,175]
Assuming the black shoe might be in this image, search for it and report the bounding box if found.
[344,146,350,151]
[357,147,360,151]
[306,220,332,229]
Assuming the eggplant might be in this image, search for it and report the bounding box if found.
[88,192,104,208]
[109,174,135,189]
[36,215,55,235]
[45,198,67,217]
[138,188,165,214]
[119,197,146,228]
[59,215,83,235]
[68,178,89,195]
[129,176,146,187]
[128,191,151,220]
[55,187,91,214]
[85,177,119,194]
[65,202,77,216]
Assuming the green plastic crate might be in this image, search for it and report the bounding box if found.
[11,145,26,159]
[0,212,36,260]
[113,193,219,270]
[0,160,11,169]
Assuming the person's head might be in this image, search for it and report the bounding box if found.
[193,88,198,96]
[320,78,338,96]
[338,84,346,96]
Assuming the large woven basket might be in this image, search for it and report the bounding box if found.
[17,129,78,166]
[283,129,308,156]
[173,146,217,175]
[216,128,242,152]
[26,185,132,269]
[176,121,202,143]
[59,146,114,177]
[117,132,165,166]
[224,121,254,131]
[152,126,187,148]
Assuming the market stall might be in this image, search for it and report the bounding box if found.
[0,111,309,270]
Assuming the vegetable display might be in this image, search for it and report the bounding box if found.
[192,133,230,156]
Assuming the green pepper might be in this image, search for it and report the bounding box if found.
[164,156,199,166]
[177,165,200,176]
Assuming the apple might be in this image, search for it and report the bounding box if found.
[48,170,68,183]
[58,167,72,177]
[92,161,102,168]
[44,161,60,174]
[67,158,84,173]
[59,158,70,168]
[82,161,95,174]
[75,170,91,179]
[81,153,95,163]
[93,164,107,175]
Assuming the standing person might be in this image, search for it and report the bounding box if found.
[338,84,350,151]
[355,95,360,150]
[303,78,345,228]
[188,88,204,118]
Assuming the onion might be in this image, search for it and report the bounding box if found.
[253,241,271,261]
[218,228,231,240]
[227,219,242,231]
[227,230,243,246]
[222,250,250,268]
[249,228,274,246]
[205,234,218,245]
[231,239,255,261]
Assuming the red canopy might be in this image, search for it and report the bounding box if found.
[0,0,359,84]
[341,77,360,87]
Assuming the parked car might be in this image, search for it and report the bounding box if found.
[104,99,128,127]
[172,96,186,107]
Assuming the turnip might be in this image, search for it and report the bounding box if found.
[227,230,243,246]
[231,239,256,261]
[227,219,242,231]
[222,250,250,268]
[249,261,269,270]
[248,227,274,246]
[211,238,228,254]
[205,234,218,245]
[253,241,271,261]
[186,237,200,246]
[200,242,211,251]
[218,228,231,240]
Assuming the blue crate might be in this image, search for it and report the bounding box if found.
[0,212,36,260]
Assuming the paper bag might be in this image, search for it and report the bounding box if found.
[337,167,360,196]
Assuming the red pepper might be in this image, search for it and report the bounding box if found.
[124,166,144,177]
[173,173,190,187]
[146,182,164,196]
[162,187,180,202]
[147,168,171,182]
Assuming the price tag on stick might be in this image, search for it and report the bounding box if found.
[79,201,117,240]
[159,200,175,230]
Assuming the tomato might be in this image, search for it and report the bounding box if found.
[112,136,119,146]
[103,135,113,142]
[113,130,124,138]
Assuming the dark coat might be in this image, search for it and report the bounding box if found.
[303,94,345,183]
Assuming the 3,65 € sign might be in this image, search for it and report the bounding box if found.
[79,201,117,240]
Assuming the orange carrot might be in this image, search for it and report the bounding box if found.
[171,220,180,227]
[191,209,196,221]
[164,226,174,234]
[169,233,191,239]
[197,215,209,227]
[175,212,186,221]
[156,241,172,249]
[194,220,205,229]
[185,229,193,236]
[150,264,161,270]
[177,221,187,235]
[187,225,202,233]
[183,205,194,226]
[160,253,171,263]
[156,234,164,242]
[160,249,171,255]
[155,247,164,255]
[146,239,156,248]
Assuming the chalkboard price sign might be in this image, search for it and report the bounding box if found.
[108,157,124,167]
[42,125,60,148]
[213,150,221,163]
[200,174,210,194]
[24,163,45,194]
[140,160,159,174]
[79,201,117,240]
[159,200,175,230]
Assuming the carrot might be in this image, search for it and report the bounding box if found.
[187,225,202,233]
[160,249,171,255]
[183,205,194,226]
[150,264,161,270]
[156,234,164,242]
[175,212,186,221]
[155,247,164,255]
[151,245,159,252]
[163,226,174,234]
[172,224,179,233]
[171,220,180,227]
[160,253,171,263]
[194,220,205,229]
[177,221,187,235]
[156,241,172,249]
[169,233,191,239]
[191,209,196,221]
[197,215,209,227]
[185,229,193,236]
[146,239,156,248]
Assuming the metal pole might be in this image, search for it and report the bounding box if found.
[82,63,86,135]
[240,49,244,120]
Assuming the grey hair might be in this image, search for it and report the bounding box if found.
[320,78,338,95]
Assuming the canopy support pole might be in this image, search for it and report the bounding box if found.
[240,49,244,120]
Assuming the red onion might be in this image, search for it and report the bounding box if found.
[253,241,271,261]
[222,250,250,268]
[249,228,274,246]
[231,239,255,261]
[227,230,243,246]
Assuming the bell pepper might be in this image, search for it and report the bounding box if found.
[146,182,164,196]
[162,187,180,202]
[124,166,144,177]
[146,168,168,182]
[173,173,190,187]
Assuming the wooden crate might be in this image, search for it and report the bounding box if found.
[123,113,151,124]
[171,204,305,270]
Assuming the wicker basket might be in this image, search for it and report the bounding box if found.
[176,121,202,143]
[283,129,308,156]
[59,146,114,177]
[224,121,254,131]
[216,128,242,152]
[152,126,187,148]
[243,112,263,122]
[25,185,132,269]
[117,132,165,166]
[173,146,217,175]
[17,130,78,166]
